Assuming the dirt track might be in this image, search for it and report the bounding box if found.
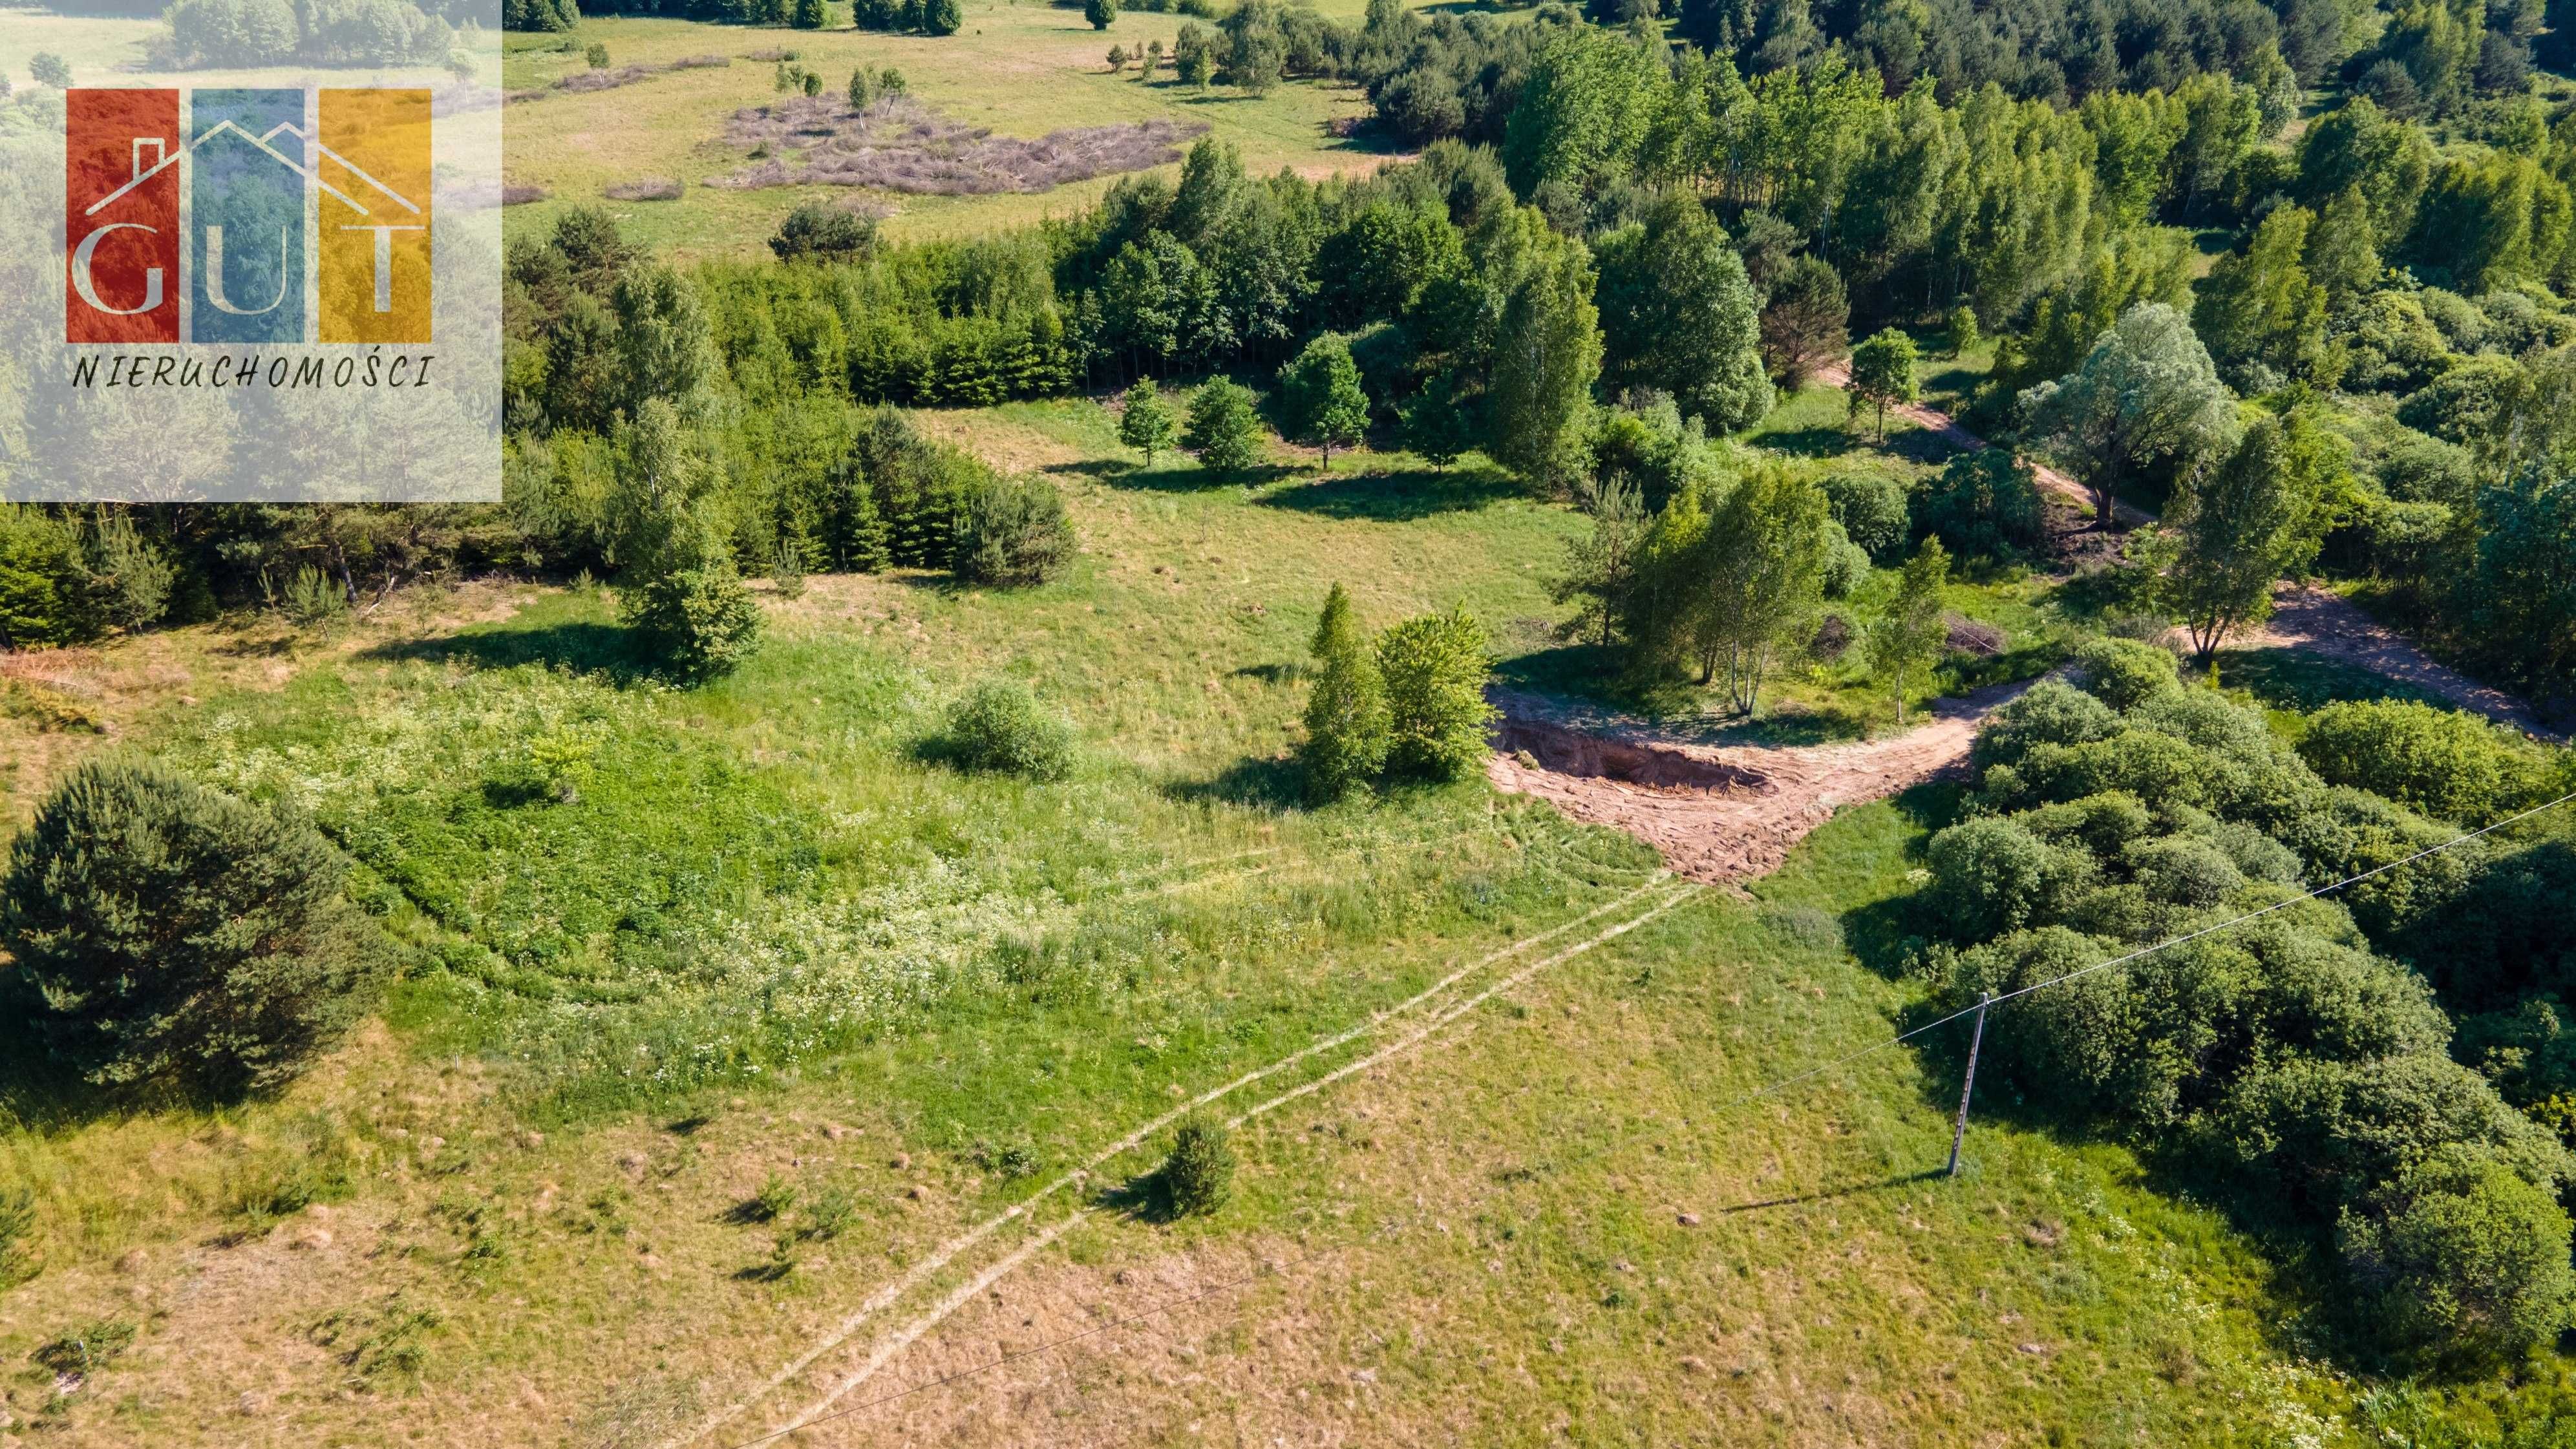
[1487,680,2037,885]
[1813,361,2556,739]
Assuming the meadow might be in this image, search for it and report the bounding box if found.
[6,376,2554,1445]
[5,5,2573,1443]
[497,0,1398,254]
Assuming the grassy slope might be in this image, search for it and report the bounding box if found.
[4,401,2515,1446]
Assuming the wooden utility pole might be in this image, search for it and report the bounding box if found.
[1946,992,1992,1179]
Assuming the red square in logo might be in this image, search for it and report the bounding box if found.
[67,89,182,344]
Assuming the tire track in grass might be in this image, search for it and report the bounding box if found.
[761,880,1705,1443]
[665,871,1676,1449]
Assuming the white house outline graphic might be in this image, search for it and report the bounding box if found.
[82,116,423,222]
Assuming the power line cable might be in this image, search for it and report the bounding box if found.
[1726,788,2576,1112]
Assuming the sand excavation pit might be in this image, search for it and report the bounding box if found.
[1489,678,2041,885]
[707,94,1211,196]
[1497,717,1769,795]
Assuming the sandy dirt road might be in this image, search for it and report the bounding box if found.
[1811,361,2555,738]
[1487,678,2039,886]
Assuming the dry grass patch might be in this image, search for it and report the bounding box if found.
[711,94,1208,196]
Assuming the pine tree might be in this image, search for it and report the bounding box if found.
[1117,378,1178,465]
[1300,584,1392,800]
[847,67,873,108]
[922,0,962,34]
[791,0,825,28]
[1107,43,1127,73]
[1087,0,1118,28]
[839,471,892,572]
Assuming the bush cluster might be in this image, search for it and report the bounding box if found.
[941,679,1076,780]
[1919,680,2576,1363]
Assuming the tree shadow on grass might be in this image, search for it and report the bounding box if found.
[1162,753,1306,812]
[361,619,652,683]
[1835,781,1964,982]
[1095,1167,1182,1224]
[2220,646,2443,713]
[1255,466,1521,521]
[1717,1167,1944,1214]
[1067,458,1301,494]
[1885,427,1966,465]
[1749,425,1862,460]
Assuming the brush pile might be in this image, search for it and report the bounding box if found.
[707,94,1209,196]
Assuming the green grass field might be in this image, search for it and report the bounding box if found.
[1,8,2567,1441]
[8,392,2562,1445]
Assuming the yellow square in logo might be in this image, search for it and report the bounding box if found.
[316,88,432,344]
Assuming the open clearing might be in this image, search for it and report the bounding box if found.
[498,0,1400,254]
[0,387,2446,1446]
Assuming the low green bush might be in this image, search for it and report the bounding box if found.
[2299,699,2549,825]
[942,679,1075,780]
[1820,472,1910,562]
[2070,636,2181,712]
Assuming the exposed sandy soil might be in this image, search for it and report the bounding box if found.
[1485,680,2037,887]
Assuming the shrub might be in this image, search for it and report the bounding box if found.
[2070,636,2180,712]
[1915,447,2047,560]
[584,40,609,67]
[282,564,348,628]
[2123,834,2243,908]
[1928,816,2085,939]
[1820,473,1909,562]
[1299,584,1391,800]
[1376,606,1495,783]
[0,761,386,1099]
[1819,526,1871,600]
[1159,1110,1235,1217]
[2341,1148,2576,1365]
[1968,680,2118,776]
[30,1318,134,1377]
[1182,379,1265,472]
[769,202,877,262]
[955,475,1076,587]
[2299,699,2542,825]
[747,1173,796,1223]
[943,679,1074,779]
